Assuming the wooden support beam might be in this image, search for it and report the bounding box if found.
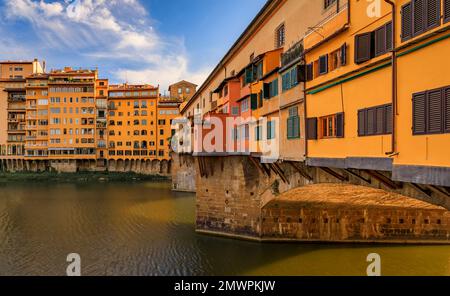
[272,163,290,185]
[427,185,450,198]
[261,163,271,177]
[248,156,269,177]
[364,170,399,190]
[345,169,371,185]
[409,183,433,198]
[287,162,312,181]
[320,167,348,182]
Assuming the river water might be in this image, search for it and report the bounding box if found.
[0,181,449,276]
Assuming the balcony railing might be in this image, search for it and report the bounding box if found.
[281,41,304,67]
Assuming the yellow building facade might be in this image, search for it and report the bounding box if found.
[304,0,450,186]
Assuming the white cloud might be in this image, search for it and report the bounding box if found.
[2,0,209,91]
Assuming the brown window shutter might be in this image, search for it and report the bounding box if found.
[355,32,372,64]
[367,108,376,135]
[297,64,307,83]
[340,43,347,66]
[426,0,441,30]
[335,112,344,138]
[401,2,413,41]
[386,22,393,51]
[263,83,270,99]
[385,104,393,134]
[376,106,385,134]
[444,87,450,133]
[413,0,426,36]
[375,25,387,56]
[319,54,328,75]
[358,109,366,136]
[306,118,318,140]
[306,63,314,81]
[413,92,427,135]
[445,0,450,23]
[427,89,443,133]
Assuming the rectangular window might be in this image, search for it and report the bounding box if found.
[355,32,373,64]
[358,104,392,136]
[401,0,441,42]
[264,78,279,98]
[412,86,450,135]
[445,0,450,23]
[319,54,328,75]
[287,106,300,139]
[275,24,285,48]
[324,0,337,9]
[318,113,344,139]
[241,98,249,113]
[375,22,393,56]
[267,121,276,140]
[255,126,262,141]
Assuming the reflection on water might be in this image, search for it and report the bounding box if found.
[0,181,449,276]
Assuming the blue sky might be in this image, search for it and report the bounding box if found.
[0,0,266,92]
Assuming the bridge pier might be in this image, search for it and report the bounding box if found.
[194,155,450,243]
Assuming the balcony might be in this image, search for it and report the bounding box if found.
[281,41,304,68]
[8,104,26,111]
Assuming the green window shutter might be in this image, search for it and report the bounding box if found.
[287,118,293,138]
[267,121,272,139]
[293,116,300,138]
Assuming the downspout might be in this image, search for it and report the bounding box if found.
[384,0,398,156]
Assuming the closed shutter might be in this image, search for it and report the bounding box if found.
[251,94,258,110]
[358,109,366,136]
[267,121,272,139]
[287,118,293,138]
[385,104,393,134]
[427,89,443,133]
[367,108,376,135]
[386,22,393,51]
[375,25,387,56]
[445,87,450,133]
[335,112,344,138]
[306,63,314,81]
[413,92,427,134]
[263,83,270,99]
[340,43,347,66]
[413,0,425,36]
[426,0,441,30]
[376,106,385,134]
[445,0,450,23]
[297,64,307,82]
[306,118,318,140]
[293,116,300,138]
[401,2,413,41]
[355,32,372,64]
[273,79,279,96]
[319,54,328,74]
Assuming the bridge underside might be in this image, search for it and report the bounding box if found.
[192,155,450,243]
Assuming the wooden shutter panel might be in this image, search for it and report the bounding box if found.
[376,106,385,134]
[413,92,427,134]
[355,32,372,64]
[263,83,270,99]
[445,0,450,23]
[293,116,300,138]
[319,54,328,74]
[297,64,307,82]
[386,22,393,51]
[335,112,344,138]
[306,63,313,81]
[426,0,441,30]
[401,2,413,41]
[385,104,393,134]
[367,108,376,135]
[340,43,347,66]
[306,118,317,140]
[413,0,426,36]
[358,109,366,136]
[251,94,258,110]
[427,89,443,133]
[375,25,387,56]
[444,87,450,133]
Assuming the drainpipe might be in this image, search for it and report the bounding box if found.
[384,0,398,156]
